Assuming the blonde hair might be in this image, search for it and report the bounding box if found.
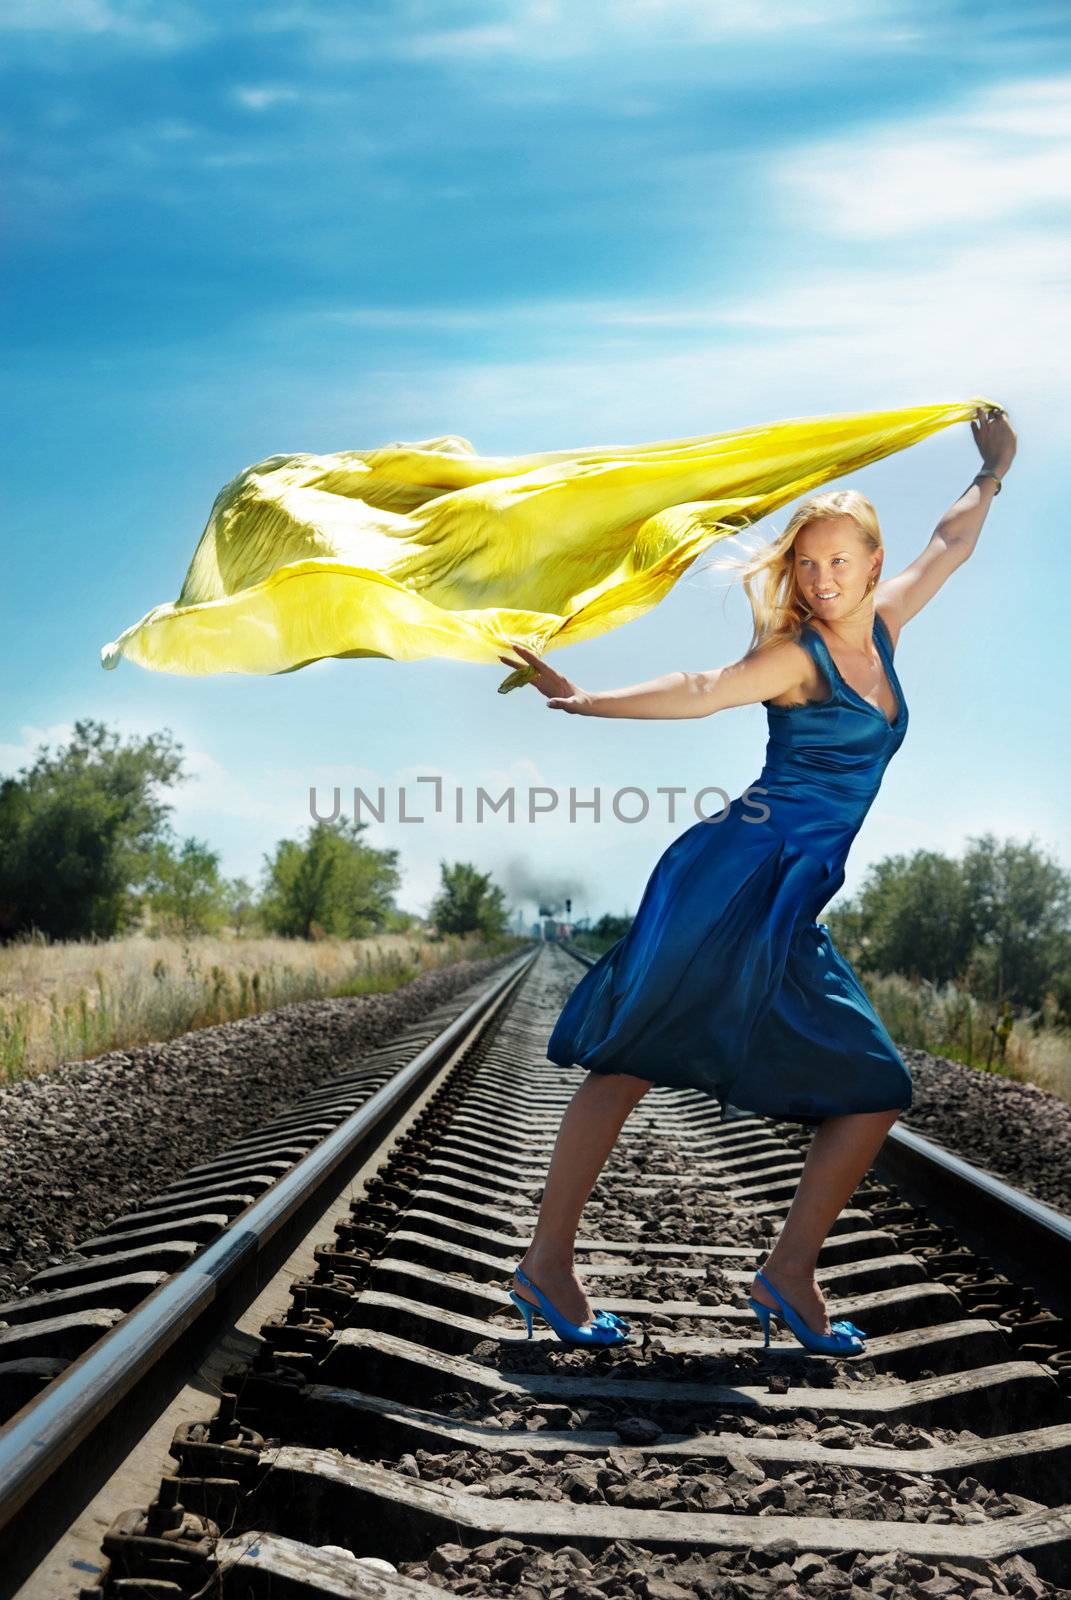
[709,489,883,654]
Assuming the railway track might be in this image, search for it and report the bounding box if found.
[2,942,1071,1599]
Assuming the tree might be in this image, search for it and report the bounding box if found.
[960,832,1071,1009]
[382,906,423,933]
[829,850,973,983]
[429,861,509,938]
[822,832,1071,1018]
[224,876,258,935]
[145,835,227,936]
[260,818,401,939]
[0,719,185,941]
[592,911,634,943]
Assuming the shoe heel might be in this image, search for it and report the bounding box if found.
[752,1269,865,1357]
[748,1298,772,1349]
[510,1262,629,1348]
[508,1289,536,1339]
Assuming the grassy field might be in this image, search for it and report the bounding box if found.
[0,929,525,1082]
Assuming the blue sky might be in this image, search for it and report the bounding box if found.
[3,0,1069,925]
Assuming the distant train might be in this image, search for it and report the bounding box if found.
[537,899,575,944]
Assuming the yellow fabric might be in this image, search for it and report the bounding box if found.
[101,399,995,691]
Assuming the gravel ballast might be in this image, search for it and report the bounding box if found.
[0,950,520,1300]
[898,1045,1071,1215]
[398,1533,1067,1599]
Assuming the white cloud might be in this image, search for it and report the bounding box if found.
[0,722,77,775]
[282,211,1066,426]
[0,0,209,48]
[401,24,535,59]
[263,0,908,62]
[781,74,1071,238]
[316,306,528,332]
[277,67,1069,423]
[166,748,295,831]
[232,84,301,112]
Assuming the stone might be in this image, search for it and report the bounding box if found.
[941,1566,991,1593]
[817,1426,856,1449]
[562,1466,602,1501]
[724,1452,765,1483]
[615,1416,663,1445]
[472,1537,526,1562]
[555,1546,594,1571]
[623,1480,667,1509]
[492,1553,529,1584]
[428,1543,468,1573]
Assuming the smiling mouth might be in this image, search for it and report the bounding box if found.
[814,591,839,600]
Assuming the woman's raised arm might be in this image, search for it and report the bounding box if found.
[876,406,1017,637]
[498,637,811,720]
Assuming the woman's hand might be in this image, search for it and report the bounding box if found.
[497,641,593,713]
[972,404,1017,479]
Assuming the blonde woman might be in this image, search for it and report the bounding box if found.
[499,405,1016,1354]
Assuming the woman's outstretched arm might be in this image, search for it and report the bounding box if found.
[876,406,1017,637]
[497,635,813,720]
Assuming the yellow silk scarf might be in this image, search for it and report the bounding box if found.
[100,399,994,691]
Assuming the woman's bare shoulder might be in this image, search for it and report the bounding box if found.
[875,600,902,653]
[757,628,827,710]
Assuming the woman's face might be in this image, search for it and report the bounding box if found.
[792,515,878,617]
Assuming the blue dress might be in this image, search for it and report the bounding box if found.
[546,612,913,1126]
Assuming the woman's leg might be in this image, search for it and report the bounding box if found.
[513,1069,654,1325]
[749,1107,901,1335]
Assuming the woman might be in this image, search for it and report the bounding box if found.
[498,405,1016,1355]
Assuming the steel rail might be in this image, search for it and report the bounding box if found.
[0,945,539,1534]
[872,1120,1071,1314]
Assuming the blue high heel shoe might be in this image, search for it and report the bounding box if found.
[513,1267,630,1334]
[748,1269,866,1356]
[509,1264,631,1346]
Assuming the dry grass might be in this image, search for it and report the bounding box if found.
[1001,1020,1071,1101]
[867,971,1071,1103]
[0,929,523,1083]
[7,931,1068,1106]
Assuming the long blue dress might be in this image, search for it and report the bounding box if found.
[546,612,913,1126]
